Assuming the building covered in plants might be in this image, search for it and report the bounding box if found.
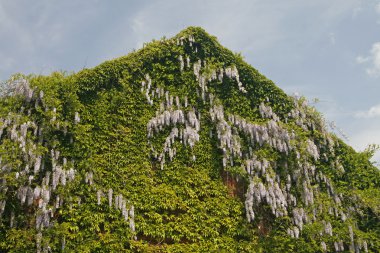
[0,27,379,252]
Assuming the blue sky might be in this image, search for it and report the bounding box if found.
[1,0,379,164]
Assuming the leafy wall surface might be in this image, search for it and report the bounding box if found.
[0,27,379,252]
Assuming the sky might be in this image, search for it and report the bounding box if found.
[0,0,379,165]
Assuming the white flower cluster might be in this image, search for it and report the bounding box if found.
[177,37,184,46]
[115,193,131,222]
[97,189,102,205]
[187,110,200,131]
[333,194,342,206]
[85,171,93,185]
[224,66,247,93]
[210,105,224,121]
[315,171,349,222]
[74,112,80,124]
[302,181,314,206]
[177,34,196,49]
[230,114,293,154]
[199,75,208,102]
[348,240,369,253]
[158,128,179,168]
[51,149,76,190]
[0,84,90,248]
[325,134,335,154]
[259,102,280,121]
[210,105,242,166]
[306,139,320,161]
[266,180,288,217]
[183,125,200,148]
[0,117,10,139]
[165,91,179,109]
[193,59,247,99]
[51,107,57,122]
[0,79,34,102]
[287,226,300,238]
[334,241,345,252]
[35,205,53,230]
[323,220,333,236]
[179,55,184,72]
[55,195,63,209]
[288,96,329,134]
[147,110,185,137]
[34,156,42,174]
[347,225,366,253]
[98,188,135,233]
[0,80,50,121]
[321,241,327,252]
[129,205,136,235]
[9,211,14,228]
[32,180,56,232]
[148,107,200,169]
[335,159,345,173]
[108,188,113,207]
[316,171,334,195]
[144,73,202,167]
[36,232,43,253]
[300,161,316,182]
[245,175,288,222]
[140,73,187,111]
[286,174,292,191]
[17,186,33,206]
[12,148,75,230]
[349,225,354,242]
[292,207,308,231]
[288,99,307,129]
[141,74,154,105]
[0,200,5,217]
[208,104,328,226]
[1,116,38,156]
[17,79,34,102]
[218,68,224,82]
[1,110,79,230]
[193,60,202,80]
[363,241,368,252]
[340,210,347,222]
[32,103,72,134]
[245,181,256,222]
[244,156,269,176]
[217,119,241,159]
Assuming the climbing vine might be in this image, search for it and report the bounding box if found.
[0,27,379,253]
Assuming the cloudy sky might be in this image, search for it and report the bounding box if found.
[1,0,379,164]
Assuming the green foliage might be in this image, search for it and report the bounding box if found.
[0,26,379,252]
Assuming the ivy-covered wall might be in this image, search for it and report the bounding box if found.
[0,27,379,252]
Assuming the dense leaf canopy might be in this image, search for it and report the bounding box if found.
[0,27,379,252]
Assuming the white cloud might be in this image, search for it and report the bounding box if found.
[355,104,380,118]
[376,2,380,14]
[367,42,380,76]
[357,42,380,76]
[356,55,369,64]
[0,0,140,80]
[349,125,380,166]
